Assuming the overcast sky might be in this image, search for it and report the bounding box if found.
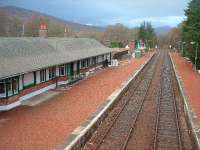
[0,0,191,27]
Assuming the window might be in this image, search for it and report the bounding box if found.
[49,67,56,79]
[107,53,110,61]
[12,78,19,95]
[0,80,6,98]
[40,69,46,82]
[7,79,12,97]
[81,60,87,68]
[98,55,104,63]
[0,77,19,98]
[92,57,96,65]
[59,65,65,76]
[102,55,105,61]
[86,58,90,67]
[23,73,34,87]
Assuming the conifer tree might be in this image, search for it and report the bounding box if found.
[182,0,200,69]
[138,21,157,49]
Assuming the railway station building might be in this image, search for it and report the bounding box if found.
[0,24,112,111]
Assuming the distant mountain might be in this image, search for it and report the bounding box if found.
[0,6,104,32]
[155,26,173,34]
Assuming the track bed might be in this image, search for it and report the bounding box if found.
[83,50,194,150]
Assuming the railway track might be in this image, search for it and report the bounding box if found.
[153,52,182,150]
[83,50,193,150]
[84,51,162,150]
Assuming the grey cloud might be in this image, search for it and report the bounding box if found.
[0,0,191,27]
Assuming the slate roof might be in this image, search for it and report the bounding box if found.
[0,37,112,79]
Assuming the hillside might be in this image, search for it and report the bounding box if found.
[0,6,104,37]
[155,26,173,34]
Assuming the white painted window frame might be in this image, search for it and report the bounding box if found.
[0,80,6,98]
[49,67,56,79]
[59,65,66,76]
[40,69,46,82]
[7,79,13,97]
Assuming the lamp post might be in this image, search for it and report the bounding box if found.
[195,43,199,71]
[190,41,199,71]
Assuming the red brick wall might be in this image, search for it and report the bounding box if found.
[58,76,67,82]
[0,76,68,106]
[0,95,19,106]
[20,80,55,97]
[0,62,105,107]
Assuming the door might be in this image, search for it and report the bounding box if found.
[77,61,80,75]
[70,62,74,76]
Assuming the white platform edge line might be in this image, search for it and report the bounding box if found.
[169,53,200,150]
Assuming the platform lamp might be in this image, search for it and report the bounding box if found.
[190,41,199,72]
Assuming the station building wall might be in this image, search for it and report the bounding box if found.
[0,53,111,111]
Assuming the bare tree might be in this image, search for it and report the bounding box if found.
[102,23,138,47]
[0,11,22,37]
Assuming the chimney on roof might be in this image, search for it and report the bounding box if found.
[39,23,48,38]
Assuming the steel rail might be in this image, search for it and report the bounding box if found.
[120,51,162,150]
[89,53,159,150]
[153,55,165,150]
[153,52,182,150]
